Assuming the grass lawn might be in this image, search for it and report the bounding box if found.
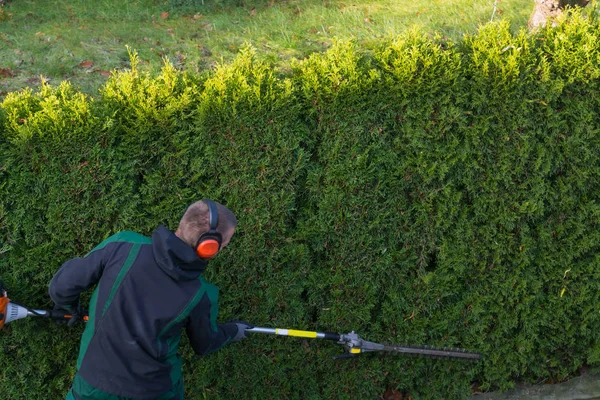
[0,0,532,97]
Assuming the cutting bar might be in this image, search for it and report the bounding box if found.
[380,344,481,360]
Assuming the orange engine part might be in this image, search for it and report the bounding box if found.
[0,291,9,329]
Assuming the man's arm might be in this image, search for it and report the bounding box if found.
[48,245,106,310]
[186,283,239,356]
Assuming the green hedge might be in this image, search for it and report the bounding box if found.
[1,14,600,399]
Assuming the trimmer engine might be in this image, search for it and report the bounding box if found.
[0,280,10,329]
[0,280,29,329]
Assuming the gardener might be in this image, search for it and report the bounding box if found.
[49,199,252,400]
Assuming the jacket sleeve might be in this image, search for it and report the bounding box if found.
[48,245,106,310]
[186,283,238,356]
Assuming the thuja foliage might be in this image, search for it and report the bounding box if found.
[1,13,600,399]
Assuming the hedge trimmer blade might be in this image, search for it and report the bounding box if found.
[379,343,481,360]
[247,327,482,362]
[359,341,481,361]
[336,331,481,361]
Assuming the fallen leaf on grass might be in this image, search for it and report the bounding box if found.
[383,389,403,400]
[161,12,168,19]
[250,8,256,16]
[99,70,111,77]
[0,68,16,77]
[471,383,483,394]
[78,60,94,68]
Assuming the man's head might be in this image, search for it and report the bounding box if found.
[175,200,237,258]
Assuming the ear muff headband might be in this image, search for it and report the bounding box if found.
[195,199,223,259]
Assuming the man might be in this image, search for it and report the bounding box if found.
[49,199,252,400]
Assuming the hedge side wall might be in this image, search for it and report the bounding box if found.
[1,15,599,399]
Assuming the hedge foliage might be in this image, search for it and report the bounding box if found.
[1,14,600,399]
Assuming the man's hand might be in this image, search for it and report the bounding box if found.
[229,320,254,342]
[53,303,81,326]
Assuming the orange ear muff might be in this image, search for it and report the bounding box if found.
[196,239,220,259]
[194,199,223,260]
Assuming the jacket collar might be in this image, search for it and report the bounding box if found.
[151,225,207,280]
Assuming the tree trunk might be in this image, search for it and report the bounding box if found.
[529,0,591,29]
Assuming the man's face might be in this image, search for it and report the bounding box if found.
[221,226,235,249]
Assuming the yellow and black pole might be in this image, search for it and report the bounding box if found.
[247,326,361,359]
[247,326,341,341]
[247,326,482,361]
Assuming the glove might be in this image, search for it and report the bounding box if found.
[53,303,81,327]
[229,320,254,342]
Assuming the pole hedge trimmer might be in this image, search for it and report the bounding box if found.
[1,281,481,361]
[247,327,481,361]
